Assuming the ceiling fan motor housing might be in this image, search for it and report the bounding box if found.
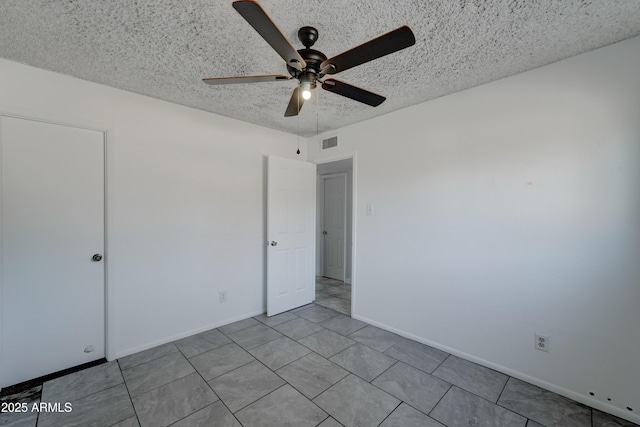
[286,26,326,87]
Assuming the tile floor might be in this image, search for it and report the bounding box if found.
[314,276,351,316]
[2,283,637,427]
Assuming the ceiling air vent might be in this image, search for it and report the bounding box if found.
[322,136,338,150]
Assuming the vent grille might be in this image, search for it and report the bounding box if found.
[322,136,338,150]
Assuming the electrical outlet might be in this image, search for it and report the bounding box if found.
[535,333,549,352]
[219,291,227,303]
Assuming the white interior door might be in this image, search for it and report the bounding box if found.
[323,174,346,281]
[0,116,105,387]
[267,155,316,316]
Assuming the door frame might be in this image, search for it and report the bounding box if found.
[0,109,112,387]
[313,152,357,314]
[318,172,347,281]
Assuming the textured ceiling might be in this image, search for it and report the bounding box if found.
[1,1,639,137]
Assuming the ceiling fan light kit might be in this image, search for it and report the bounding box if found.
[203,0,416,117]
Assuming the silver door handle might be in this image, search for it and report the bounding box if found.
[270,241,278,246]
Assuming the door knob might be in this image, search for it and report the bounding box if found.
[270,241,278,246]
[92,254,103,262]
[322,231,328,235]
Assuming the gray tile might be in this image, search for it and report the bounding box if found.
[330,343,396,381]
[118,342,178,370]
[324,287,350,298]
[380,403,445,427]
[174,328,231,358]
[291,303,316,313]
[171,401,241,427]
[319,315,367,336]
[208,360,285,413]
[432,386,527,427]
[38,383,135,427]
[384,338,449,373]
[253,311,298,327]
[133,373,217,427]
[0,411,38,427]
[372,362,451,415]
[298,330,356,358]
[337,289,351,299]
[273,317,325,340]
[122,352,195,397]
[348,325,404,352]
[0,406,38,427]
[227,323,283,350]
[218,317,261,335]
[593,409,639,426]
[315,298,351,315]
[189,342,255,380]
[41,361,123,403]
[296,305,342,323]
[235,384,328,427]
[526,421,545,427]
[314,374,400,427]
[0,386,40,427]
[316,290,331,300]
[276,352,349,399]
[498,377,592,427]
[248,336,311,370]
[111,417,140,427]
[432,355,508,402]
[317,417,344,427]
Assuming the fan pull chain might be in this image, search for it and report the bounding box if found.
[296,89,301,155]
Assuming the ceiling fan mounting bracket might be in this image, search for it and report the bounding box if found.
[298,26,319,48]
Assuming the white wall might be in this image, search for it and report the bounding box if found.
[0,58,302,364]
[308,36,640,423]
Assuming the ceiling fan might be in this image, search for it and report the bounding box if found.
[203,0,416,117]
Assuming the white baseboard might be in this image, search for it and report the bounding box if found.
[352,314,640,425]
[112,309,265,360]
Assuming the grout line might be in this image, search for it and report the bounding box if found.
[116,365,141,427]
[368,360,398,384]
[118,344,180,372]
[432,352,451,373]
[377,400,403,426]
[427,383,453,417]
[495,375,510,404]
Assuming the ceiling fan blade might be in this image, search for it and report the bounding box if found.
[322,79,386,107]
[284,87,304,117]
[232,0,307,71]
[203,74,291,85]
[320,26,415,75]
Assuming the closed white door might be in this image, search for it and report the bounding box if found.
[323,174,347,281]
[0,116,105,387]
[267,155,316,316]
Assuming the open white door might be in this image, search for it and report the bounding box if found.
[267,155,316,316]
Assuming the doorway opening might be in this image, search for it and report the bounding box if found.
[314,157,354,316]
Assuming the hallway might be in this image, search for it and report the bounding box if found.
[315,277,351,316]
